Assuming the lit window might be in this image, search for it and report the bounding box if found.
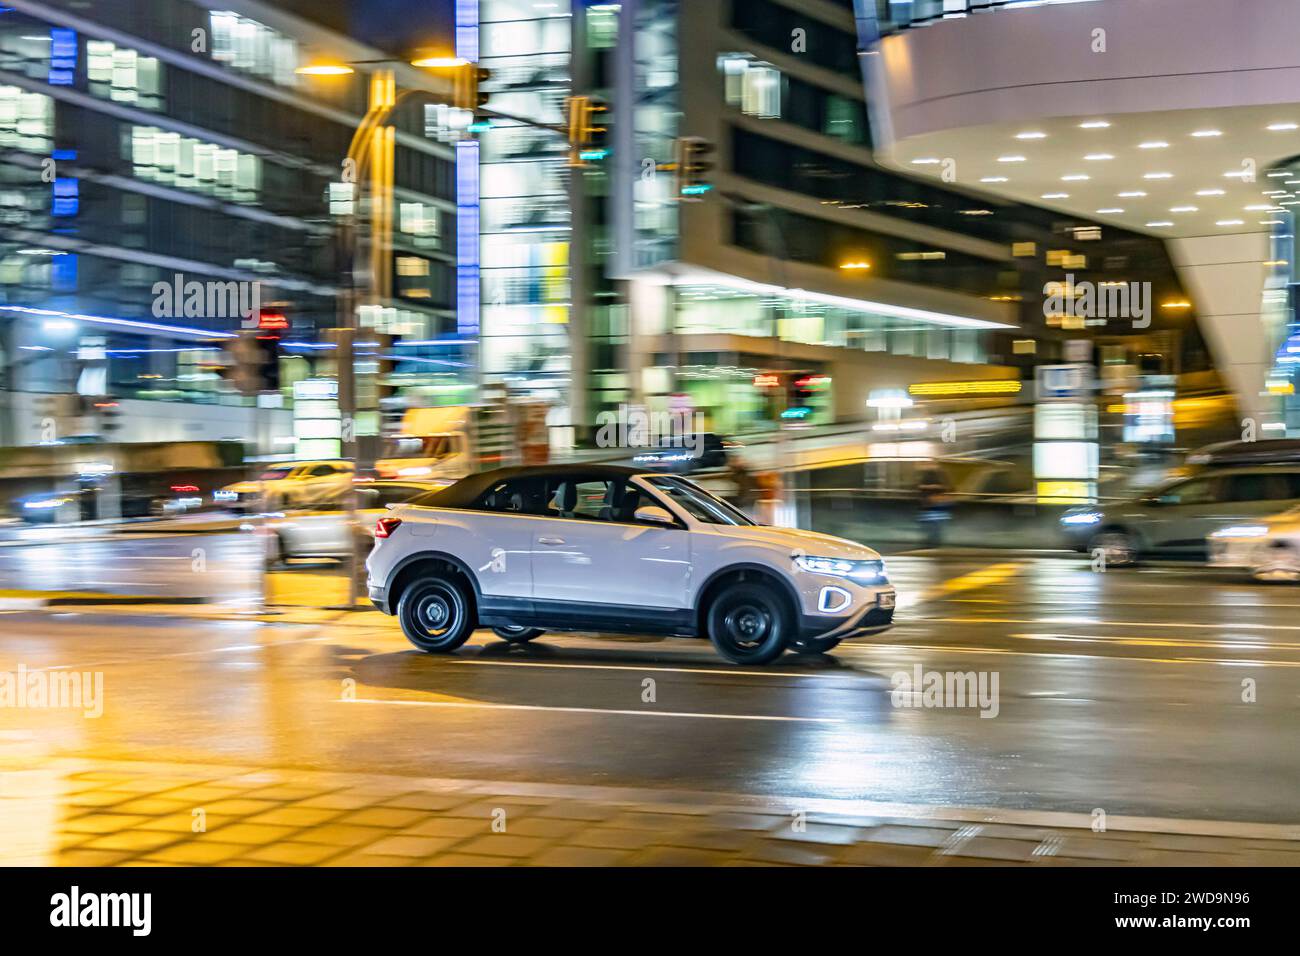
[719,54,781,120]
[87,41,163,109]
[210,12,299,85]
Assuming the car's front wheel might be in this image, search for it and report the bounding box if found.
[492,624,545,643]
[397,575,475,652]
[789,636,841,655]
[1089,529,1139,567]
[706,581,791,665]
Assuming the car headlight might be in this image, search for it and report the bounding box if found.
[1210,525,1269,539]
[1061,511,1103,526]
[795,554,888,584]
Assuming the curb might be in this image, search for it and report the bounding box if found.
[0,592,210,609]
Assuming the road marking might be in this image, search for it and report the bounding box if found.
[446,658,868,680]
[340,697,843,723]
[838,642,1300,667]
[912,615,1300,632]
[1013,631,1300,652]
[905,562,1025,608]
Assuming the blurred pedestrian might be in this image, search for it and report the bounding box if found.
[917,465,951,548]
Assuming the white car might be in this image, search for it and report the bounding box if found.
[220,460,355,512]
[366,464,895,665]
[1208,506,1300,582]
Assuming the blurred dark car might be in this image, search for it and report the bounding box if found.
[1185,438,1300,470]
[1061,465,1300,564]
[630,434,739,474]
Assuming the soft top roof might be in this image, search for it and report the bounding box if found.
[410,463,654,509]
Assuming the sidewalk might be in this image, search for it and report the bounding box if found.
[3,757,1296,867]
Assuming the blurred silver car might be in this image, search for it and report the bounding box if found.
[1061,465,1300,564]
[1208,506,1300,582]
[266,479,450,565]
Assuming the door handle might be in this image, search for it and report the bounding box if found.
[538,536,566,546]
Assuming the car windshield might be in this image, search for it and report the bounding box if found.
[644,476,754,526]
[382,435,456,461]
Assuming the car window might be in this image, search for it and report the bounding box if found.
[540,477,656,523]
[308,465,335,477]
[644,475,755,525]
[1226,473,1294,502]
[475,477,546,515]
[1158,477,1221,506]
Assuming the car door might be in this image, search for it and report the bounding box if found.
[1142,475,1232,553]
[530,475,691,613]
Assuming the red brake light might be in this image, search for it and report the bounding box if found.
[375,517,402,539]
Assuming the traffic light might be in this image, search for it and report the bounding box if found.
[675,136,715,200]
[566,95,609,167]
[223,330,280,397]
[455,64,491,112]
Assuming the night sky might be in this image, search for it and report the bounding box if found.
[273,0,456,57]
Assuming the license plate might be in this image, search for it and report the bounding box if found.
[878,591,896,610]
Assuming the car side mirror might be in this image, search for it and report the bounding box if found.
[635,505,675,526]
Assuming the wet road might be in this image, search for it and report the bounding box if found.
[1,553,1297,825]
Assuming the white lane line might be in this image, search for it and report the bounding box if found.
[1013,632,1300,652]
[9,634,335,673]
[446,658,868,680]
[911,616,1300,632]
[836,643,1300,667]
[340,697,844,723]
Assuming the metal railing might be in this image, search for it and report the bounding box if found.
[874,0,1103,35]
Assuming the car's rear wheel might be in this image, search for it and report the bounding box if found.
[789,636,841,655]
[397,575,475,652]
[706,581,791,665]
[492,624,545,643]
[1089,529,1139,567]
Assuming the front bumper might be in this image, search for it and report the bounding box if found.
[1208,538,1262,569]
[800,590,896,641]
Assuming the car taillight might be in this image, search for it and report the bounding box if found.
[374,517,402,538]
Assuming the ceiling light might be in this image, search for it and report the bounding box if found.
[1217,219,1245,226]
[1139,141,1170,149]
[980,176,1009,183]
[911,158,942,165]
[998,155,1027,163]
[1118,191,1147,198]
[1245,204,1275,211]
[1145,172,1173,179]
[1146,221,1174,227]
[1191,130,1223,138]
[1041,192,1069,199]
[1268,123,1299,131]
[1262,220,1285,225]
[1079,120,1111,129]
[1061,174,1089,181]
[1170,206,1198,213]
[1085,153,1115,161]
[1196,189,1226,196]
[1096,208,1124,214]
[1015,132,1047,140]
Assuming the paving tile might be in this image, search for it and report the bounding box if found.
[660,829,755,852]
[84,830,180,852]
[401,816,492,838]
[66,791,134,808]
[499,816,587,839]
[202,799,284,817]
[243,807,343,828]
[294,824,394,848]
[529,845,633,866]
[770,823,865,846]
[838,842,936,866]
[532,802,622,822]
[241,842,346,865]
[204,823,298,845]
[321,853,415,867]
[292,793,384,811]
[739,839,838,866]
[55,849,135,866]
[416,854,510,867]
[62,813,152,834]
[110,798,198,816]
[380,792,476,812]
[137,812,232,834]
[704,812,788,832]
[453,834,551,859]
[358,835,462,858]
[337,807,428,828]
[570,827,662,851]
[632,846,726,866]
[860,825,961,849]
[938,838,1042,863]
[143,842,248,865]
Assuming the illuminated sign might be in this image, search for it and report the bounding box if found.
[908,380,1022,397]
